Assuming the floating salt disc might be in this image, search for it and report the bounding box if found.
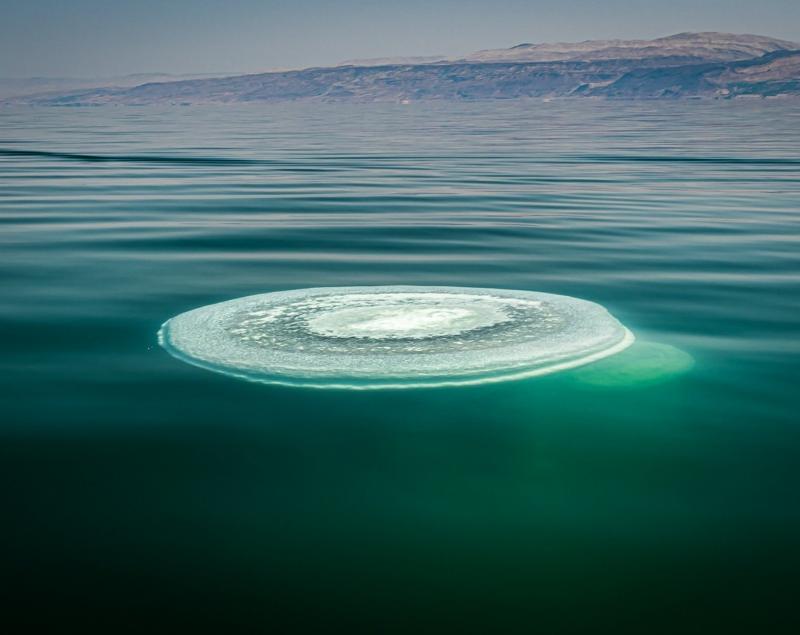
[570,341,694,388]
[158,286,634,389]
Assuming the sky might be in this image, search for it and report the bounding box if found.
[1,0,799,78]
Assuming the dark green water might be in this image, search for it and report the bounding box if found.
[2,102,799,630]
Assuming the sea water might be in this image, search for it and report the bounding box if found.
[1,101,799,629]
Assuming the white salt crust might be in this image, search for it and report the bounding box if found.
[159,286,634,389]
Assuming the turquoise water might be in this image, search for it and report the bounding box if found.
[2,102,799,629]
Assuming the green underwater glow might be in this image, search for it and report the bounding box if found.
[570,341,695,388]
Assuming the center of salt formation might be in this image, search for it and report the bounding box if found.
[306,303,507,339]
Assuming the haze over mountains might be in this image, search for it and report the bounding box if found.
[4,32,799,105]
[0,73,236,100]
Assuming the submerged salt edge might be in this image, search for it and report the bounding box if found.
[159,322,635,389]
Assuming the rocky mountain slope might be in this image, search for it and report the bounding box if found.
[462,32,797,63]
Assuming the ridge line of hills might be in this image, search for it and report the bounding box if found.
[5,32,799,105]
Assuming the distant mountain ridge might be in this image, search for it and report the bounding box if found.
[4,32,799,105]
[462,32,798,63]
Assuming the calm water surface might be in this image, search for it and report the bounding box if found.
[2,101,799,630]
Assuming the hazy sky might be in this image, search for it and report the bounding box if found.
[1,0,798,77]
